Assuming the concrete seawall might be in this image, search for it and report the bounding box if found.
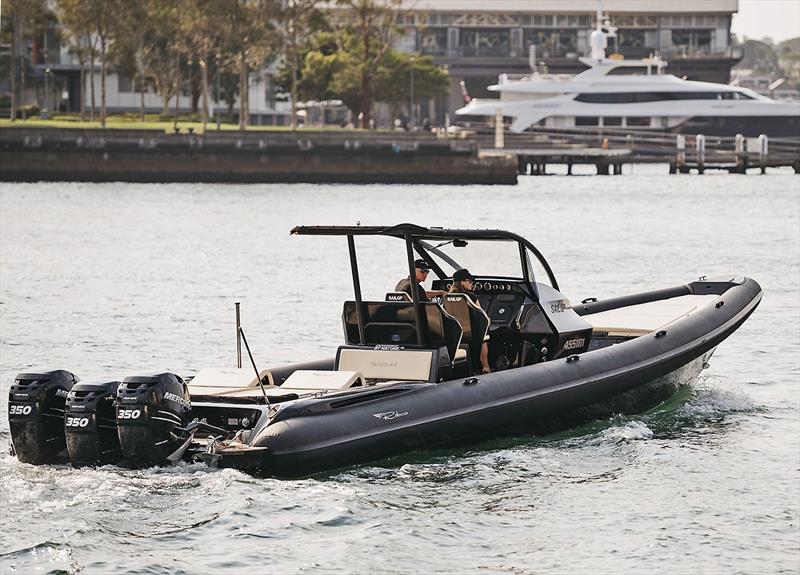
[0,128,517,185]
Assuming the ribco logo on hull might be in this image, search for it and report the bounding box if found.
[373,411,409,421]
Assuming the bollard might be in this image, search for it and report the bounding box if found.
[735,133,746,173]
[758,134,768,174]
[676,134,686,172]
[696,134,705,174]
[494,107,504,149]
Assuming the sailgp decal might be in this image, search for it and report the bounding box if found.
[372,410,409,421]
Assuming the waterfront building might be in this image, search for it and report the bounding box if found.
[2,0,740,128]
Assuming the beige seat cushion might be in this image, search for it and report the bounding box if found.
[337,348,433,381]
[585,294,719,337]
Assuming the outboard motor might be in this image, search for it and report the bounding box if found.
[519,284,593,365]
[64,379,123,467]
[116,372,192,468]
[9,369,78,464]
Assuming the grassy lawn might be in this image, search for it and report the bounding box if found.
[0,113,361,134]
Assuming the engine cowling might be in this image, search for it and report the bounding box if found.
[116,372,191,468]
[9,369,78,464]
[64,379,123,468]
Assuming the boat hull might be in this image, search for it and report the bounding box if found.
[216,278,761,478]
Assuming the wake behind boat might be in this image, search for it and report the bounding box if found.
[8,224,761,478]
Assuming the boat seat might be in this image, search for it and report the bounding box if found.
[336,346,437,382]
[187,367,275,397]
[342,301,463,365]
[443,293,490,374]
[281,370,364,391]
[385,292,411,302]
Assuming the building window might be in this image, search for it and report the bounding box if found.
[459,29,510,57]
[671,29,713,56]
[420,28,448,56]
[523,29,578,57]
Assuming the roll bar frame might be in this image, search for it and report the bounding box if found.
[291,224,560,351]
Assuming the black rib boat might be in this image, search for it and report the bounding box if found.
[8,224,762,478]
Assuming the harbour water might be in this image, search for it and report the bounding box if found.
[1,167,798,574]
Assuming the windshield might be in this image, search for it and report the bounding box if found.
[424,239,532,280]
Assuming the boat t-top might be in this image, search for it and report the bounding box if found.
[9,224,762,477]
[456,13,800,137]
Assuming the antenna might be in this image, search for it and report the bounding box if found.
[238,327,270,404]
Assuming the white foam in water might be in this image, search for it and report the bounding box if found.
[597,420,654,442]
[680,380,758,419]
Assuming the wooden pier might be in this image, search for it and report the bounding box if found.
[477,128,800,175]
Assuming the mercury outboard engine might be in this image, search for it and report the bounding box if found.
[9,369,78,464]
[64,379,123,467]
[116,372,192,468]
[519,284,593,365]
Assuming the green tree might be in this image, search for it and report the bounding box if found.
[63,0,121,127]
[109,0,183,120]
[2,0,51,120]
[296,29,448,127]
[377,52,449,122]
[334,0,401,128]
[178,0,226,130]
[57,0,96,120]
[279,0,324,129]
[220,0,280,130]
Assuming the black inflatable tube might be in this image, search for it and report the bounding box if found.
[230,278,761,478]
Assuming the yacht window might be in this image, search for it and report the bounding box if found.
[575,117,599,126]
[575,92,730,103]
[604,117,623,126]
[626,117,651,127]
[721,92,754,100]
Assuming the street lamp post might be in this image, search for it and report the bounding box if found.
[43,68,51,119]
[42,30,50,119]
[409,56,415,127]
[215,51,221,130]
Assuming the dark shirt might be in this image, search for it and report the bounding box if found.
[395,277,428,302]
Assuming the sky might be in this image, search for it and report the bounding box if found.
[730,0,800,43]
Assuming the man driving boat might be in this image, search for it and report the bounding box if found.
[395,259,447,302]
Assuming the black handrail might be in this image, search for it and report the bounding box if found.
[347,235,366,345]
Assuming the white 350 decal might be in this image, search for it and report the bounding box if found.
[65,416,89,428]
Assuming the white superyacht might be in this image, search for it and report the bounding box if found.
[456,14,800,137]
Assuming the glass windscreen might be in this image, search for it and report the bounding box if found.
[423,239,529,280]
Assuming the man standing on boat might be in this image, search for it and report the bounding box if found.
[396,259,446,302]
